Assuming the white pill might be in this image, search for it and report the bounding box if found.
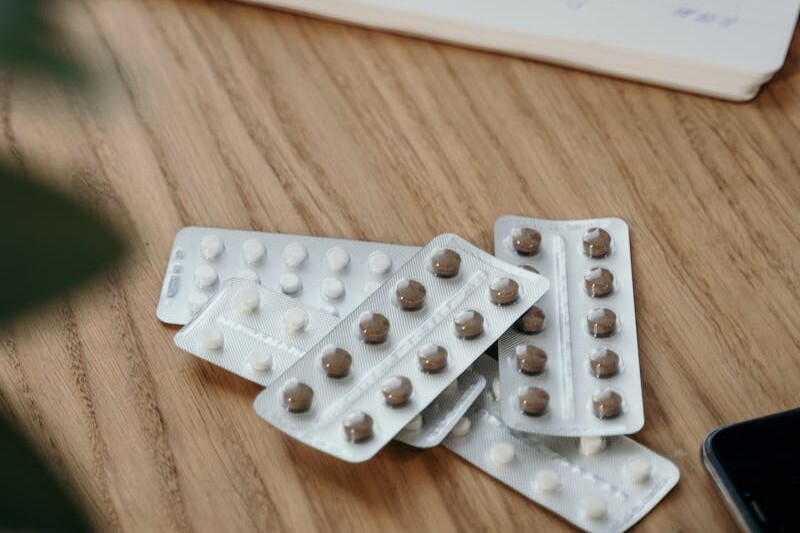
[242,238,266,264]
[283,242,308,267]
[583,497,607,521]
[363,281,381,295]
[368,251,392,275]
[236,269,260,284]
[280,272,303,294]
[318,303,339,317]
[322,277,345,300]
[248,350,272,372]
[579,436,607,456]
[200,235,224,260]
[534,469,561,494]
[194,265,218,289]
[489,442,515,466]
[203,329,224,351]
[237,288,260,313]
[491,377,501,401]
[450,417,472,437]
[626,457,653,484]
[325,246,350,272]
[403,414,423,433]
[188,292,209,315]
[282,307,308,333]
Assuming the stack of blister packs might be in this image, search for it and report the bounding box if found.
[159,217,679,533]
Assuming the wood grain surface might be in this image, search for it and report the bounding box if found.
[2,0,799,531]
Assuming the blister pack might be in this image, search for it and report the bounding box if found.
[157,226,420,325]
[443,356,678,533]
[174,279,339,387]
[253,233,551,462]
[493,215,643,436]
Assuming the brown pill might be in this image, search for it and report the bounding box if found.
[592,390,623,419]
[320,345,352,378]
[282,380,313,413]
[515,306,545,334]
[590,347,620,378]
[431,247,461,278]
[358,312,390,343]
[343,411,374,442]
[490,277,520,306]
[587,307,617,337]
[395,279,426,310]
[518,386,550,416]
[516,345,548,375]
[381,376,413,406]
[582,227,612,258]
[417,344,448,373]
[519,264,540,274]
[454,310,484,339]
[585,267,614,297]
[511,226,542,256]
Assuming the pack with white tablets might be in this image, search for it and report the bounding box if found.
[157,226,420,325]
[174,278,339,387]
[253,233,550,462]
[443,356,678,533]
[494,215,643,437]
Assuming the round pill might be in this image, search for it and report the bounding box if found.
[592,389,623,419]
[403,414,423,433]
[236,269,260,284]
[489,442,515,466]
[583,497,608,521]
[417,344,448,373]
[279,272,303,295]
[381,376,413,406]
[454,310,484,339]
[587,307,617,337]
[363,281,381,294]
[325,246,350,272]
[450,416,472,437]
[194,265,218,289]
[534,469,561,494]
[583,227,612,258]
[489,277,520,306]
[579,436,607,456]
[430,247,461,278]
[343,411,373,442]
[516,344,548,375]
[491,377,501,401]
[188,292,209,315]
[358,312,390,344]
[515,306,545,334]
[203,329,224,351]
[248,350,272,372]
[395,279,426,311]
[200,235,224,260]
[282,380,313,413]
[626,458,653,483]
[237,288,260,313]
[511,226,542,256]
[518,386,550,416]
[322,277,345,300]
[320,345,352,378]
[242,238,266,264]
[368,251,392,275]
[585,267,614,298]
[282,307,308,333]
[519,264,540,274]
[441,379,459,397]
[283,243,308,267]
[590,347,620,378]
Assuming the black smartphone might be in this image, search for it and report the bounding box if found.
[702,408,800,532]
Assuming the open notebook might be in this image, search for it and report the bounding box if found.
[241,0,800,100]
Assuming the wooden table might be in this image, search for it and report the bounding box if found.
[2,1,799,531]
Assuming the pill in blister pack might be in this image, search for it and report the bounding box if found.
[493,216,643,436]
[253,234,550,462]
[174,279,339,387]
[157,227,420,325]
[443,355,678,533]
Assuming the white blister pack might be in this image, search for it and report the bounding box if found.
[174,279,339,387]
[494,216,643,437]
[253,233,550,462]
[443,356,678,533]
[157,226,420,325]
[395,366,485,448]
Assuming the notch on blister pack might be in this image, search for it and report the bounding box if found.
[253,233,550,462]
[494,215,644,437]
